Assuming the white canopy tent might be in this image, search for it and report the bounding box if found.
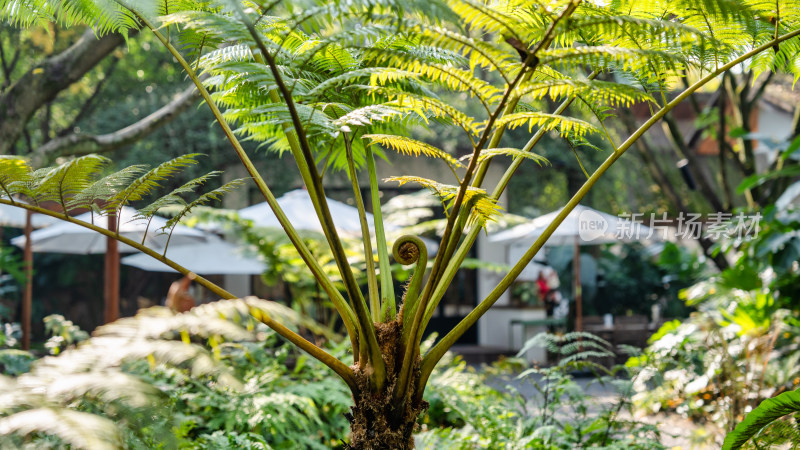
[122,236,266,275]
[490,205,657,331]
[490,204,654,246]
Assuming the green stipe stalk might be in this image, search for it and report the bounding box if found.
[366,145,396,321]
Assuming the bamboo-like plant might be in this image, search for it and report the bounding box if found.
[2,0,800,447]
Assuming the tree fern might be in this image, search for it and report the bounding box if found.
[3,0,800,447]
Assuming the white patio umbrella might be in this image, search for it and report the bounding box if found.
[0,202,60,228]
[490,205,657,331]
[239,189,444,252]
[11,206,207,254]
[11,206,209,324]
[122,236,266,275]
[239,189,396,234]
[0,201,59,350]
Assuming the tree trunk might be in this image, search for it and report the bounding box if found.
[0,29,128,154]
[346,321,427,449]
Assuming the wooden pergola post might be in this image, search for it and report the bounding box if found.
[574,236,582,332]
[21,210,33,350]
[104,211,120,323]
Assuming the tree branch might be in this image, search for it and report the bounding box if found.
[0,28,129,154]
[31,83,198,166]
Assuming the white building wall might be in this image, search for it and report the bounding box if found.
[755,102,795,173]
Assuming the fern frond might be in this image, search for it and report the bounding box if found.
[0,0,139,35]
[385,175,502,226]
[446,0,533,43]
[723,389,800,449]
[363,134,463,168]
[474,148,549,166]
[362,52,502,108]
[371,87,479,134]
[161,8,254,43]
[68,165,148,212]
[413,24,518,76]
[332,104,402,132]
[108,154,202,211]
[34,155,110,213]
[0,408,121,450]
[135,171,221,219]
[0,156,32,200]
[162,178,246,231]
[302,67,418,100]
[516,79,656,108]
[491,112,599,137]
[26,372,160,409]
[540,46,688,75]
[403,61,502,108]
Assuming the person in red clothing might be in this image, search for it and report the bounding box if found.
[536,271,551,303]
[538,267,561,317]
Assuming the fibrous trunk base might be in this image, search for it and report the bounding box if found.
[347,321,427,449]
[347,389,426,449]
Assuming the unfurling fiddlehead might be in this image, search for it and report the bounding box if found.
[393,235,427,324]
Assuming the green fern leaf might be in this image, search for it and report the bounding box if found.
[474,148,549,166]
[108,154,202,211]
[723,389,800,449]
[162,178,246,232]
[491,112,599,137]
[34,155,110,213]
[363,134,463,167]
[385,175,502,226]
[372,87,479,134]
[135,171,222,219]
[332,104,402,132]
[0,156,32,200]
[68,165,149,212]
[516,79,656,108]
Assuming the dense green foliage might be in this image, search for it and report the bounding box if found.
[1,311,670,448]
[629,203,800,446]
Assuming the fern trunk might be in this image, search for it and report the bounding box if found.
[347,321,427,449]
